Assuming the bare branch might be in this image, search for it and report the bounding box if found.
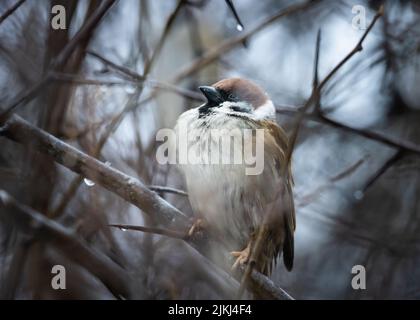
[284,6,384,171]
[361,150,403,193]
[50,0,117,69]
[0,190,132,298]
[172,0,320,81]
[248,268,294,300]
[50,71,204,101]
[0,0,26,25]
[330,157,368,183]
[144,0,187,75]
[148,185,188,197]
[319,114,420,155]
[313,29,322,112]
[276,105,420,156]
[0,114,189,226]
[109,224,187,240]
[87,50,145,82]
[224,0,244,31]
[0,114,293,300]
[296,156,368,208]
[312,29,321,89]
[0,0,117,122]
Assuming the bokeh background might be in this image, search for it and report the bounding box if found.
[1,0,420,299]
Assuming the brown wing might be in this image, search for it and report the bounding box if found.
[264,120,295,271]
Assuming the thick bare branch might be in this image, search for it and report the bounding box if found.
[248,268,294,300]
[0,114,189,226]
[0,114,293,300]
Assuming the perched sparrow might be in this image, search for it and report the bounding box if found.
[174,78,295,276]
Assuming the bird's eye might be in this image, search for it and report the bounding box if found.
[228,93,236,101]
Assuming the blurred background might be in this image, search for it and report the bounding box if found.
[0,0,420,299]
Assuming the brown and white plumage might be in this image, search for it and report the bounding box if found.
[175,78,295,276]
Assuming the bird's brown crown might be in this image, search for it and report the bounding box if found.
[212,78,269,109]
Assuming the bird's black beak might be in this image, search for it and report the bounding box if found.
[199,86,224,106]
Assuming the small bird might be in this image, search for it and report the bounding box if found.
[174,78,295,279]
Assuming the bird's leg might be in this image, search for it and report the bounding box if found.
[235,225,269,299]
[230,240,253,270]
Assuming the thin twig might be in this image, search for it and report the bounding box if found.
[109,224,186,240]
[312,29,321,89]
[296,156,368,208]
[78,1,319,126]
[148,185,188,197]
[313,29,322,113]
[143,0,187,75]
[330,157,368,183]
[0,0,26,25]
[172,0,320,81]
[51,72,130,86]
[104,0,320,122]
[361,150,403,193]
[50,0,117,69]
[224,0,244,31]
[284,6,384,172]
[87,50,144,82]
[50,71,204,101]
[0,0,117,122]
[276,105,420,155]
[319,114,420,155]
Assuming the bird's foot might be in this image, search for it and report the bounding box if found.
[187,218,206,240]
[231,244,251,270]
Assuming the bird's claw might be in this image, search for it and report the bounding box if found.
[230,245,251,270]
[187,218,206,239]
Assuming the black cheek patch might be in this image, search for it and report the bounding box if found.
[230,105,250,113]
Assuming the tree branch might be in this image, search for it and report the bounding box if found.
[224,0,244,31]
[143,0,187,75]
[276,106,420,155]
[109,223,187,240]
[284,6,384,170]
[148,185,188,197]
[0,190,131,298]
[0,114,189,226]
[0,0,117,122]
[50,71,204,101]
[0,114,293,300]
[361,150,403,193]
[0,0,26,25]
[172,0,320,81]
